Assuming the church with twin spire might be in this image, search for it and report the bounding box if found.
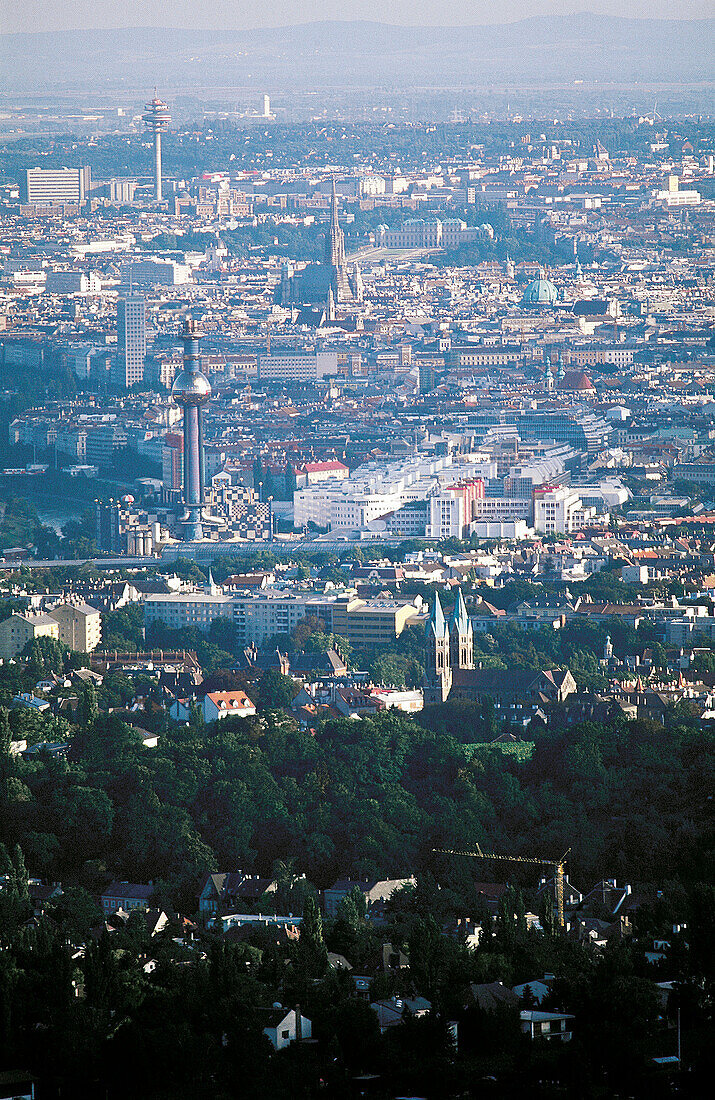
[424,588,577,710]
[424,588,474,705]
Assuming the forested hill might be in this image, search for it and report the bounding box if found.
[3,703,711,911]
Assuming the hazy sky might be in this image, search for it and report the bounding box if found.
[1,0,713,34]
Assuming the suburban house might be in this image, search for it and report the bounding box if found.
[28,881,63,917]
[332,686,383,718]
[371,996,431,1033]
[261,1007,311,1051]
[520,1010,574,1041]
[101,881,154,915]
[468,981,520,1012]
[324,877,416,919]
[20,741,69,759]
[198,871,277,915]
[11,693,50,713]
[202,690,257,723]
[168,697,195,723]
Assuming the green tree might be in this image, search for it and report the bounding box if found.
[78,681,99,727]
[301,894,324,952]
[258,669,296,710]
[48,886,103,942]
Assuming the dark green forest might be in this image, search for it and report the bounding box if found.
[2,697,711,911]
[0,696,713,1099]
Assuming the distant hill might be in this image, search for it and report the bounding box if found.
[0,15,712,94]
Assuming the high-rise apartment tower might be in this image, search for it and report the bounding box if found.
[114,294,146,388]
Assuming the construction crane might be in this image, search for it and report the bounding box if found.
[433,845,571,930]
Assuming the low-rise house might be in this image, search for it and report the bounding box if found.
[202,690,256,723]
[473,881,510,917]
[169,696,194,723]
[468,981,520,1012]
[381,942,410,971]
[11,692,51,713]
[520,1009,574,1041]
[333,686,382,718]
[261,1007,311,1051]
[537,874,583,916]
[72,667,104,687]
[327,952,352,972]
[286,648,348,678]
[351,974,372,997]
[369,688,423,713]
[101,881,154,915]
[208,914,301,937]
[579,878,633,917]
[572,914,631,947]
[28,881,63,917]
[0,1069,36,1100]
[448,917,483,950]
[513,975,555,1005]
[198,871,277,915]
[21,741,69,759]
[372,996,431,1033]
[324,877,416,919]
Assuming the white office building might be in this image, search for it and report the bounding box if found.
[21,166,91,205]
[119,259,191,289]
[258,350,338,383]
[533,485,598,535]
[45,270,101,295]
[293,454,455,531]
[231,591,338,646]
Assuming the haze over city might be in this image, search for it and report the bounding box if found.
[2,1,714,33]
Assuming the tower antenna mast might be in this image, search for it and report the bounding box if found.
[143,92,171,203]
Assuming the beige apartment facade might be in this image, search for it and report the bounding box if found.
[0,613,60,662]
[48,602,102,653]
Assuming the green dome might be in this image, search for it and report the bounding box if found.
[522,269,558,306]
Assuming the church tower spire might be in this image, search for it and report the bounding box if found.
[424,592,452,704]
[449,587,474,671]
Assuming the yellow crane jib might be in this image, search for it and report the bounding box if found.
[432,847,571,930]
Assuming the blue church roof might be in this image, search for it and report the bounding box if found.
[426,592,448,638]
[522,269,558,306]
[450,588,470,634]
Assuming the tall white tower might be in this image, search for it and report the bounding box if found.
[142,92,171,202]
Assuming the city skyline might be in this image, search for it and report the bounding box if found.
[0,0,711,1091]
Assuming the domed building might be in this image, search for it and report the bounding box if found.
[521,268,558,307]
